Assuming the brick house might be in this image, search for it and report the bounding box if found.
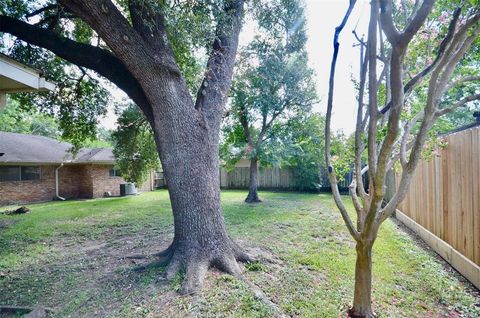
[0,132,155,206]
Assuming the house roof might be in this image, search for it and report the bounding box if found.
[0,53,56,93]
[75,147,116,164]
[0,132,115,165]
[0,54,56,110]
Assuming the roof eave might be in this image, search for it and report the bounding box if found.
[0,160,116,165]
[0,161,63,165]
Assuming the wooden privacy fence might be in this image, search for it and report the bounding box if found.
[391,125,480,288]
[220,165,353,190]
[220,166,295,189]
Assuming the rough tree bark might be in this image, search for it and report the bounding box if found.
[0,0,249,293]
[245,157,261,203]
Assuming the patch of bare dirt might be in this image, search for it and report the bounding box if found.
[0,220,16,231]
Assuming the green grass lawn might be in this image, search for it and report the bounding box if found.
[0,190,478,317]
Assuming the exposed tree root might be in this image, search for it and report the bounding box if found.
[130,244,175,272]
[128,238,256,295]
[164,252,182,280]
[124,239,285,316]
[245,196,262,204]
[347,308,377,318]
[165,240,251,294]
[230,238,254,263]
[238,276,288,317]
[0,305,55,318]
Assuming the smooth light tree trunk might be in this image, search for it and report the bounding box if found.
[245,157,261,203]
[350,242,375,318]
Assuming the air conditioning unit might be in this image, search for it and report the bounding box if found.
[120,183,137,196]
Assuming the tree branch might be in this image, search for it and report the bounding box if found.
[379,0,400,43]
[401,0,434,44]
[26,4,58,18]
[353,31,369,207]
[435,93,480,117]
[400,110,424,167]
[379,6,460,115]
[436,25,480,98]
[127,0,168,52]
[238,105,253,147]
[379,0,434,46]
[0,14,152,119]
[194,0,245,137]
[325,0,360,241]
[59,0,180,80]
[366,0,379,192]
[444,75,480,92]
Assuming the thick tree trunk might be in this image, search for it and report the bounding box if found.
[349,242,375,318]
[142,74,250,294]
[123,0,246,291]
[245,157,261,203]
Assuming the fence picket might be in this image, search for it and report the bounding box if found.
[395,126,480,267]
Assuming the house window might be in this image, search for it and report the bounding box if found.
[109,167,122,177]
[21,166,41,180]
[0,166,41,182]
[0,166,20,181]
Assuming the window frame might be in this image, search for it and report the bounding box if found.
[0,165,42,182]
[21,166,42,181]
[109,167,122,178]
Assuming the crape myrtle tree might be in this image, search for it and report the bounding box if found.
[0,0,250,293]
[325,0,480,317]
[223,0,317,202]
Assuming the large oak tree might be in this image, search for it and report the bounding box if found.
[0,0,249,293]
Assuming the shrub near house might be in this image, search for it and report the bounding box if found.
[0,132,153,206]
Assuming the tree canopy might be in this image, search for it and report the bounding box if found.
[0,0,227,148]
[0,99,60,139]
[111,103,159,186]
[221,0,317,201]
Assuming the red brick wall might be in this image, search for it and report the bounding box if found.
[0,164,153,206]
[87,165,153,197]
[87,164,124,198]
[0,165,90,206]
[59,165,85,199]
[0,165,56,205]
